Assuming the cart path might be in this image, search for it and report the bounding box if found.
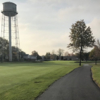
[36,64,100,100]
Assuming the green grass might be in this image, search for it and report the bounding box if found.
[75,61,100,64]
[0,61,79,100]
[91,63,100,87]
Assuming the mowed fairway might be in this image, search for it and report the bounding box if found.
[0,61,78,100]
[91,63,100,87]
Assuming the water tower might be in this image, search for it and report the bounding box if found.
[1,2,20,61]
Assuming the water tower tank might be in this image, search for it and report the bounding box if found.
[2,2,18,16]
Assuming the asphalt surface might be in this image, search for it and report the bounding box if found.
[36,64,100,100]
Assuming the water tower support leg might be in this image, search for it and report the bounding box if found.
[9,16,12,61]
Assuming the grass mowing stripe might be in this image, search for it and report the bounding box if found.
[0,64,63,93]
[0,61,78,100]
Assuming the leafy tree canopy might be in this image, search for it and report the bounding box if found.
[31,50,39,56]
[68,20,95,52]
[89,40,100,60]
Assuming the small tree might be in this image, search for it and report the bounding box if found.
[31,50,39,56]
[20,50,27,61]
[0,37,9,62]
[31,50,42,60]
[12,46,21,61]
[76,52,89,61]
[68,20,95,66]
[57,49,64,60]
[89,40,100,64]
[64,51,69,56]
[45,52,51,60]
[50,50,57,60]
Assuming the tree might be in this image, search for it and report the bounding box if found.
[89,47,99,64]
[57,49,64,60]
[20,51,26,57]
[31,50,39,56]
[68,20,95,66]
[0,37,25,62]
[89,48,96,60]
[83,52,90,61]
[45,52,51,60]
[64,51,69,56]
[89,40,100,64]
[0,37,9,61]
[31,50,42,60]
[50,50,57,60]
[12,46,21,61]
[76,52,90,61]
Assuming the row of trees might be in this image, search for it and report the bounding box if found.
[44,49,77,60]
[45,49,64,60]
[1,20,99,64]
[31,49,76,61]
[0,37,27,62]
[31,49,64,61]
[31,20,99,65]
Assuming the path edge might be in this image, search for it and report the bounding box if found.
[35,66,80,100]
[90,65,100,91]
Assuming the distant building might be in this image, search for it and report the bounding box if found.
[63,56,78,60]
[23,55,37,61]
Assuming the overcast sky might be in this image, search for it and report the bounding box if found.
[0,0,100,55]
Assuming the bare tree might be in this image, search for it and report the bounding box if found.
[64,51,69,56]
[50,50,56,60]
[94,40,100,64]
[57,49,64,60]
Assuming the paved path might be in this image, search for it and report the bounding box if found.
[36,64,100,100]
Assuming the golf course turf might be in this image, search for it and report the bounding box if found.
[91,63,100,88]
[0,61,79,100]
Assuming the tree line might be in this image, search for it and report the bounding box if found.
[1,19,100,64]
[0,37,27,62]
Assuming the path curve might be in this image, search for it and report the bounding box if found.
[36,64,100,100]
